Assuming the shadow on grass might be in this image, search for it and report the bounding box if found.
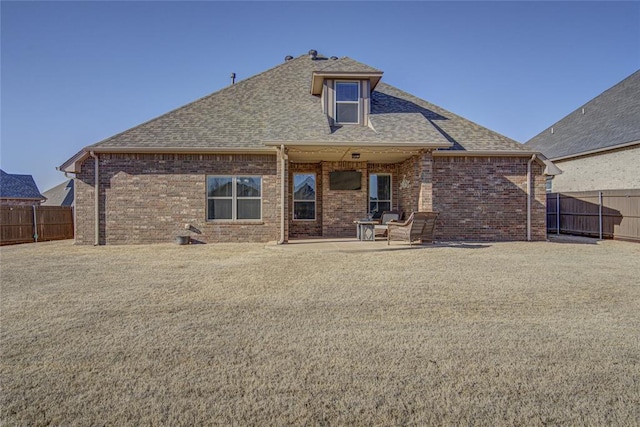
[547,234,600,245]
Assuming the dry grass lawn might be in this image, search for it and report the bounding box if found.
[1,238,639,425]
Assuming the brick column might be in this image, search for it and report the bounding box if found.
[417,150,433,211]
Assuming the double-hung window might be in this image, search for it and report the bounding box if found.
[335,81,360,124]
[207,176,261,220]
[369,174,392,215]
[293,173,316,220]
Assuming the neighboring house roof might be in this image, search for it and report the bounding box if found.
[60,52,531,171]
[525,70,640,160]
[42,179,74,206]
[0,169,46,201]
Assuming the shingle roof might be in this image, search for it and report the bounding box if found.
[0,169,45,200]
[88,53,526,153]
[42,179,74,206]
[525,70,640,159]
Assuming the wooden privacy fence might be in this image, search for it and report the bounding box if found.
[547,190,640,242]
[1,206,74,245]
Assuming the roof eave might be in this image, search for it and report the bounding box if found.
[58,146,279,173]
[263,140,453,149]
[549,139,640,162]
[311,72,384,95]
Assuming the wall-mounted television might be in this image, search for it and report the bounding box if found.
[329,171,362,190]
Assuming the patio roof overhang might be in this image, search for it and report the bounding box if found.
[263,141,453,163]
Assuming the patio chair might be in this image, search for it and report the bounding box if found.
[374,210,401,238]
[387,212,439,246]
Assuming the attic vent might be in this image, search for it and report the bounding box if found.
[551,127,554,134]
[308,49,318,60]
[330,56,338,60]
[285,55,293,62]
[581,108,585,115]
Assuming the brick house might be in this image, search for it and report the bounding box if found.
[59,51,554,245]
[526,70,640,193]
[0,169,46,206]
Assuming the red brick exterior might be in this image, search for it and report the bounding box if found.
[433,155,546,241]
[75,153,281,244]
[74,151,546,244]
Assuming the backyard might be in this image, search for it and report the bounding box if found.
[1,238,639,425]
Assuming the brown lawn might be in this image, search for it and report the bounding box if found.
[1,238,639,425]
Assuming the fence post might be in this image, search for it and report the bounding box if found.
[32,205,39,242]
[598,191,603,240]
[556,193,560,235]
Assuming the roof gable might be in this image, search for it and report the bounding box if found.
[525,70,640,159]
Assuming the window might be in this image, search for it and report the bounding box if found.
[545,177,553,193]
[369,174,391,215]
[207,176,261,220]
[293,173,316,220]
[335,81,359,124]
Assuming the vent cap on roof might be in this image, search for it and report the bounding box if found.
[308,49,318,60]
[285,55,293,62]
[330,56,338,60]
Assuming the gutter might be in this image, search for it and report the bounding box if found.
[527,154,536,241]
[277,144,288,244]
[89,151,99,246]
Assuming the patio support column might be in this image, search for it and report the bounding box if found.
[417,150,434,212]
[277,146,289,243]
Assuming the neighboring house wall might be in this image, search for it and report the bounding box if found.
[75,153,281,245]
[550,145,640,193]
[432,156,546,241]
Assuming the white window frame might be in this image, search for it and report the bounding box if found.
[293,173,316,221]
[334,81,360,124]
[369,173,392,215]
[207,175,262,221]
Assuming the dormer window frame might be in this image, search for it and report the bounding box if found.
[334,80,361,125]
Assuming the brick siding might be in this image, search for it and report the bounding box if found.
[433,156,546,241]
[75,152,546,244]
[75,153,280,244]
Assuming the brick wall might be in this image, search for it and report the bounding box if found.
[432,156,546,241]
[551,145,640,192]
[75,153,280,244]
[321,161,368,237]
[74,152,547,244]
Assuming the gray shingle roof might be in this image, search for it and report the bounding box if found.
[525,70,640,159]
[89,53,526,153]
[42,179,74,206]
[0,169,45,200]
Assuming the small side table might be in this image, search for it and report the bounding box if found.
[354,220,377,241]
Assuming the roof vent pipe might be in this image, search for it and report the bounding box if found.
[308,49,318,60]
[330,56,338,60]
[284,55,293,62]
[230,72,236,85]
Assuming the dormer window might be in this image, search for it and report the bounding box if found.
[335,81,360,124]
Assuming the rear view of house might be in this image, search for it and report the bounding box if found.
[59,50,552,245]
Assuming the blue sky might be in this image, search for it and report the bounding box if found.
[1,1,639,192]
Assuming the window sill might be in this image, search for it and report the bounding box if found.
[206,220,265,225]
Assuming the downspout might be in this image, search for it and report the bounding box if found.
[277,144,287,244]
[526,154,536,241]
[90,151,100,246]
